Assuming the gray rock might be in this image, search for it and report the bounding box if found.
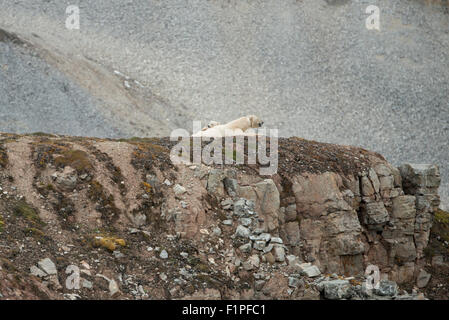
[212,227,222,237]
[221,199,234,210]
[82,279,93,289]
[233,198,256,217]
[273,245,285,262]
[224,177,238,197]
[288,276,301,288]
[160,250,169,259]
[37,258,57,275]
[270,237,283,244]
[416,269,431,288]
[322,280,352,300]
[263,243,274,254]
[373,280,398,297]
[222,219,233,226]
[250,233,271,242]
[298,263,321,278]
[243,255,260,271]
[255,280,266,291]
[253,240,266,251]
[30,265,47,278]
[234,225,251,238]
[173,184,186,197]
[239,217,252,227]
[239,242,252,253]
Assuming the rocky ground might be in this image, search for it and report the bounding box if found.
[0,0,448,209]
[0,133,447,300]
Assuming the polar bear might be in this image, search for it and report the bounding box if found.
[192,115,264,137]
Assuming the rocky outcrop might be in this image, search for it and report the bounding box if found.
[0,133,444,299]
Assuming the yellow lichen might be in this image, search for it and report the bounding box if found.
[92,236,126,252]
[13,201,45,227]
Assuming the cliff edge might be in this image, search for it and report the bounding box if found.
[0,133,447,300]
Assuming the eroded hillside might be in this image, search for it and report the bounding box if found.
[0,133,448,300]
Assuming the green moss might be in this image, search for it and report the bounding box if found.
[87,180,120,222]
[0,146,7,168]
[54,149,92,173]
[0,214,4,233]
[25,227,45,239]
[13,200,45,227]
[435,209,449,225]
[31,132,57,137]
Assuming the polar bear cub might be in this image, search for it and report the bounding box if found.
[192,115,264,137]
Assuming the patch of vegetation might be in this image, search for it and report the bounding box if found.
[54,149,92,173]
[87,180,120,223]
[142,181,152,193]
[92,236,126,252]
[0,214,4,233]
[425,209,449,258]
[435,209,449,225]
[31,132,57,137]
[25,227,46,239]
[13,200,45,227]
[0,145,8,168]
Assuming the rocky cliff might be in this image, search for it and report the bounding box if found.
[0,133,447,300]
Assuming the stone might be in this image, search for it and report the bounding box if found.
[298,263,321,278]
[321,280,352,300]
[368,168,380,193]
[109,279,120,296]
[363,202,389,226]
[285,222,300,246]
[373,280,398,297]
[250,233,271,242]
[224,177,238,197]
[263,243,274,253]
[222,219,233,226]
[270,237,283,244]
[379,175,394,192]
[133,212,147,227]
[212,227,222,237]
[273,245,285,262]
[233,198,256,217]
[82,279,93,289]
[221,199,234,210]
[253,240,266,251]
[255,280,266,291]
[239,218,252,227]
[38,258,57,275]
[284,204,297,222]
[361,176,375,196]
[160,250,169,259]
[399,163,441,194]
[288,276,301,288]
[234,225,251,238]
[239,242,252,254]
[206,169,225,196]
[30,265,47,278]
[173,184,186,197]
[253,179,280,231]
[243,255,260,271]
[392,196,416,220]
[264,252,276,264]
[416,269,431,288]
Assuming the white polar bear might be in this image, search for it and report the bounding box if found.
[192,115,264,137]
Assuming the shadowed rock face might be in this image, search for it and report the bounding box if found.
[0,133,443,299]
